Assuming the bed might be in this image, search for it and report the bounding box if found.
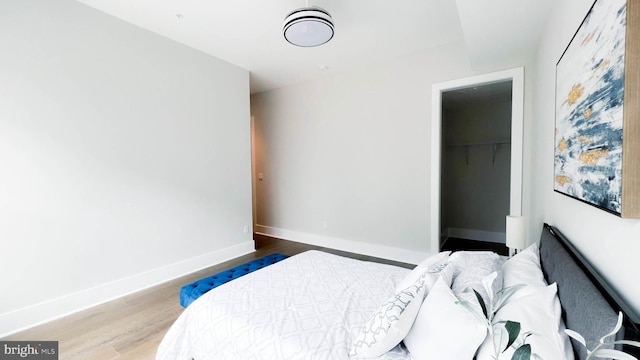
[156,224,640,359]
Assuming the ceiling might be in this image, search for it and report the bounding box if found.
[75,0,554,94]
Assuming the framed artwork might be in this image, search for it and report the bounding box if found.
[554,0,640,218]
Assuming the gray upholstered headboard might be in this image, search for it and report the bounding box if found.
[539,223,640,359]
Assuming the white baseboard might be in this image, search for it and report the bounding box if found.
[446,228,505,244]
[255,224,429,265]
[0,241,255,338]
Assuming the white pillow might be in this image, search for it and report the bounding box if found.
[350,270,431,358]
[404,276,487,360]
[395,251,450,292]
[437,262,454,288]
[475,283,574,360]
[502,243,547,290]
[449,251,503,314]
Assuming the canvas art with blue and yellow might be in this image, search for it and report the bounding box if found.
[555,0,627,214]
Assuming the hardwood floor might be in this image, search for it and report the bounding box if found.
[441,237,509,256]
[2,235,413,359]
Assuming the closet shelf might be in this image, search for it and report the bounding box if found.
[445,141,511,165]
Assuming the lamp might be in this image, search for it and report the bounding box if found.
[506,215,527,256]
[283,2,334,47]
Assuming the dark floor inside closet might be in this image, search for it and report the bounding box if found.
[441,237,509,256]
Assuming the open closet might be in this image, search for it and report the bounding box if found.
[440,80,512,253]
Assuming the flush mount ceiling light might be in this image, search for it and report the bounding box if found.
[283,2,334,47]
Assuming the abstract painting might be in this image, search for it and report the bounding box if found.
[554,0,628,215]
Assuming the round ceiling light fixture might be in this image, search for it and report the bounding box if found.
[283,6,334,47]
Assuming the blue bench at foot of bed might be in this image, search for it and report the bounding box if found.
[179,253,289,308]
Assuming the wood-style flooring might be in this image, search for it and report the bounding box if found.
[2,235,413,360]
[441,237,509,256]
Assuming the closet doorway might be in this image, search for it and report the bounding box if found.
[429,68,524,254]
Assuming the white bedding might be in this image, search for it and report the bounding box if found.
[157,250,412,360]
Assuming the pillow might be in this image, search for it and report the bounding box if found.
[475,283,574,360]
[395,251,450,292]
[437,261,454,288]
[502,243,547,290]
[403,275,487,359]
[449,251,503,314]
[351,263,452,358]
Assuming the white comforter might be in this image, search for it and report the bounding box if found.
[157,250,412,360]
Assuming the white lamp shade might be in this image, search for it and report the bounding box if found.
[506,215,527,250]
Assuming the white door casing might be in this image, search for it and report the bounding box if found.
[430,68,524,253]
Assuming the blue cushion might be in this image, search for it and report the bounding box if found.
[179,253,288,308]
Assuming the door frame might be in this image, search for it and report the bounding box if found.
[429,67,525,253]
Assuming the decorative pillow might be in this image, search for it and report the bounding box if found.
[350,262,452,359]
[350,270,431,358]
[403,276,487,359]
[437,262,454,288]
[502,243,547,290]
[395,251,451,293]
[475,283,575,360]
[449,251,503,313]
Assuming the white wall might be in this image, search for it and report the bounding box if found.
[252,38,536,263]
[0,0,252,336]
[251,43,479,263]
[251,43,475,259]
[532,0,640,312]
